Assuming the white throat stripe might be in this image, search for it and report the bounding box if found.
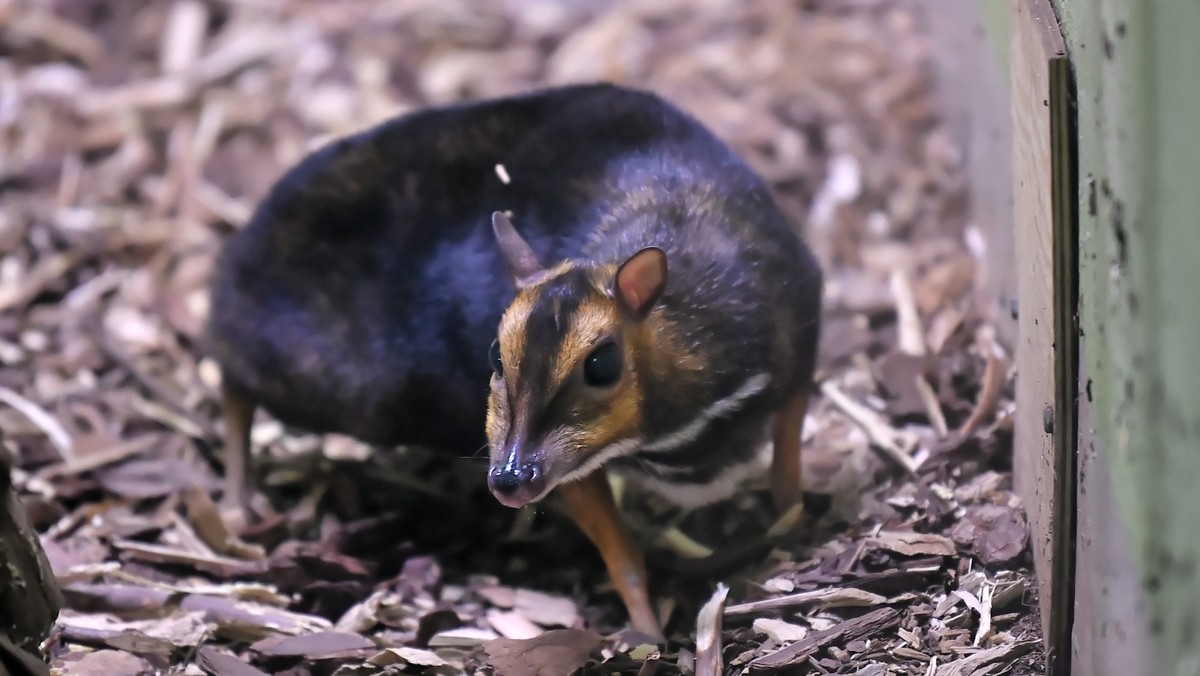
[549,372,771,492]
[641,372,771,453]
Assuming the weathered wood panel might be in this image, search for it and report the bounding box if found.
[1010,1,1074,672]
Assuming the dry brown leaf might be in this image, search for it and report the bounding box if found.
[949,504,1029,566]
[483,628,603,676]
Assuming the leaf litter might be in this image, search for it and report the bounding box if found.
[0,0,1042,674]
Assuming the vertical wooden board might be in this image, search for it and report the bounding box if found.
[1010,0,1073,671]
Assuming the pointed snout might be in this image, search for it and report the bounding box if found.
[488,445,549,508]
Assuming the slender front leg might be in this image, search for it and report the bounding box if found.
[770,387,811,513]
[220,381,256,514]
[556,471,663,640]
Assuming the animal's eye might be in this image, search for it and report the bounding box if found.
[583,341,622,387]
[489,339,503,377]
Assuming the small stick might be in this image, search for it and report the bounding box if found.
[954,582,994,646]
[0,386,74,461]
[820,381,919,475]
[957,326,1008,438]
[33,434,160,482]
[0,251,87,314]
[890,268,925,356]
[914,375,949,437]
[97,336,219,441]
[724,587,887,616]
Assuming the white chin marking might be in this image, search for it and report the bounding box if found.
[556,437,642,486]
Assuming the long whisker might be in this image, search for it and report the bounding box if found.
[463,443,491,460]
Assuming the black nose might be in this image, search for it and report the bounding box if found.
[488,462,539,495]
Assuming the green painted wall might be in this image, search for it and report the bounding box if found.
[1056,0,1200,673]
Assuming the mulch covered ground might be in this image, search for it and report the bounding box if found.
[0,0,1043,674]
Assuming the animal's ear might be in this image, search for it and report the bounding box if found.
[614,247,668,320]
[491,211,545,287]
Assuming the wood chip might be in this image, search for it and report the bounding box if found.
[890,268,925,356]
[428,627,500,648]
[953,583,994,646]
[487,610,545,639]
[197,646,271,676]
[483,629,602,676]
[252,631,375,660]
[695,583,730,676]
[179,595,331,641]
[367,646,448,667]
[513,588,579,628]
[868,531,957,557]
[725,587,887,617]
[60,649,156,676]
[933,639,1039,676]
[750,608,903,670]
[33,435,162,482]
[112,539,267,578]
[477,585,517,608]
[752,617,808,643]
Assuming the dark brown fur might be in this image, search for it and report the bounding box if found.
[207,82,822,637]
[208,82,822,506]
